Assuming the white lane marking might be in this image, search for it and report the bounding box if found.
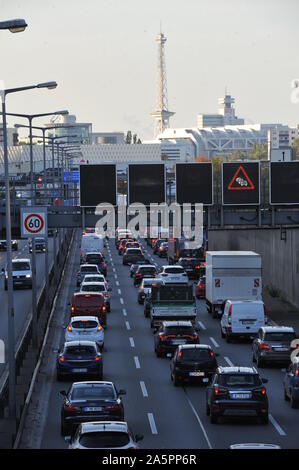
[116,280,119,286]
[269,414,286,436]
[118,288,121,295]
[224,356,234,367]
[125,321,130,330]
[120,298,124,305]
[147,413,158,435]
[113,267,116,272]
[140,381,148,397]
[198,321,206,330]
[209,337,219,348]
[129,337,135,348]
[184,392,213,449]
[122,308,127,317]
[134,356,140,369]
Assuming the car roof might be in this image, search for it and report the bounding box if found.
[83,274,104,278]
[80,421,129,434]
[217,366,258,374]
[70,316,99,323]
[142,278,157,283]
[85,252,103,256]
[12,258,30,263]
[72,381,114,387]
[162,265,183,269]
[80,264,99,269]
[229,443,281,450]
[260,326,295,333]
[162,321,193,327]
[178,344,211,350]
[81,281,105,286]
[73,292,103,298]
[64,340,97,347]
[138,265,156,269]
[228,300,264,305]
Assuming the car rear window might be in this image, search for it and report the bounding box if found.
[264,332,295,342]
[219,374,262,387]
[83,276,104,282]
[178,349,211,361]
[79,432,130,448]
[65,345,96,356]
[71,320,98,329]
[85,255,103,264]
[81,284,105,292]
[164,267,185,274]
[74,294,103,307]
[81,266,98,273]
[71,384,116,400]
[126,249,141,254]
[165,326,194,335]
[139,267,156,274]
[12,262,30,271]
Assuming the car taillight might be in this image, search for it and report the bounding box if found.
[64,404,80,413]
[101,305,106,313]
[296,370,299,376]
[254,387,267,396]
[136,273,142,277]
[94,356,101,362]
[59,356,65,363]
[228,305,232,325]
[101,249,104,255]
[213,385,226,396]
[67,325,72,332]
[263,305,268,324]
[195,265,200,269]
[97,325,102,331]
[210,351,214,357]
[106,404,121,412]
[258,342,271,351]
[71,306,75,313]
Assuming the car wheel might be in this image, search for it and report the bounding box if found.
[107,304,111,313]
[284,387,290,401]
[210,412,218,424]
[60,421,68,436]
[291,395,298,409]
[4,282,7,291]
[206,403,210,416]
[260,414,269,425]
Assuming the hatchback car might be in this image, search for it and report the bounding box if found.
[283,357,299,408]
[82,274,108,291]
[206,366,269,424]
[84,252,107,277]
[158,265,188,284]
[118,239,134,255]
[252,326,296,367]
[57,341,103,381]
[65,317,104,350]
[158,242,168,258]
[123,248,144,265]
[130,259,150,277]
[153,238,167,255]
[66,421,143,449]
[154,321,199,357]
[60,381,126,436]
[137,278,160,304]
[133,264,157,286]
[77,264,100,287]
[70,292,107,327]
[178,258,202,279]
[80,282,111,312]
[170,344,218,386]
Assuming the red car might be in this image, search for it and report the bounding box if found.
[70,292,107,327]
[196,276,206,299]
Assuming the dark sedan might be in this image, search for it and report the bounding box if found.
[123,248,144,265]
[283,358,299,408]
[84,252,107,277]
[252,326,296,367]
[170,344,218,386]
[178,258,202,279]
[133,265,157,286]
[154,321,199,357]
[60,381,126,436]
[56,341,103,381]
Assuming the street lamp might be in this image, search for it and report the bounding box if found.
[0,80,57,420]
[0,18,27,33]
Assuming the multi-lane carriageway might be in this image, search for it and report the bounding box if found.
[18,230,299,449]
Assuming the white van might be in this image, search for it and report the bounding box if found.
[220,300,266,342]
[80,234,104,261]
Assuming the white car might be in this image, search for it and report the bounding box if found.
[80,282,111,312]
[77,264,100,286]
[82,274,108,290]
[159,265,188,284]
[3,258,32,290]
[65,316,104,349]
[66,421,143,449]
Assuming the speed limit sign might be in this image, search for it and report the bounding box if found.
[21,207,47,238]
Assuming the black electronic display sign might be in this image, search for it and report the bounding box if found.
[128,164,165,205]
[176,163,213,205]
[80,164,117,207]
[222,162,260,205]
[270,161,299,205]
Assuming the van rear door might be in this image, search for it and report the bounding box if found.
[231,302,264,334]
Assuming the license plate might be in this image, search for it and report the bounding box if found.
[273,347,288,351]
[172,339,186,345]
[79,331,88,335]
[72,368,88,373]
[83,406,103,412]
[242,320,254,325]
[231,393,251,399]
[189,371,205,377]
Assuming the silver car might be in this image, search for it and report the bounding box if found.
[65,316,104,350]
[66,421,143,449]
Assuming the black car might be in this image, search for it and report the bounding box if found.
[0,239,18,251]
[123,248,144,265]
[48,228,58,237]
[60,381,126,436]
[153,238,167,255]
[178,258,203,279]
[85,252,107,277]
[29,237,46,253]
[133,265,157,286]
[56,341,103,381]
[158,242,168,258]
[252,326,296,367]
[206,366,269,424]
[154,321,199,357]
[170,344,218,386]
[130,259,150,277]
[283,357,299,408]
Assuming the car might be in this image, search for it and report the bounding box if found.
[77,264,100,287]
[124,241,141,252]
[65,316,104,350]
[154,321,199,358]
[158,265,188,284]
[196,276,206,299]
[80,234,104,262]
[80,282,111,312]
[170,344,218,386]
[130,259,151,277]
[158,242,168,258]
[82,274,108,290]
[60,381,126,436]
[82,227,96,235]
[66,421,143,449]
[133,264,157,286]
[153,238,167,255]
[122,248,144,265]
[0,239,18,251]
[57,341,103,381]
[178,258,203,279]
[137,278,158,304]
[48,228,58,237]
[252,326,296,367]
[29,237,46,253]
[3,258,32,290]
[206,366,269,424]
[194,262,206,280]
[283,357,299,408]
[118,239,134,255]
[84,252,107,277]
[70,292,107,328]
[115,230,133,248]
[221,300,266,343]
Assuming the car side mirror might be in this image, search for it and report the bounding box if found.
[118,389,126,396]
[60,390,67,397]
[262,378,268,384]
[135,434,144,443]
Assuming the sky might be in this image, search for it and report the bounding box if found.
[1,0,299,140]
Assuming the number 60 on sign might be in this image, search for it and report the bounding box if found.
[20,207,47,238]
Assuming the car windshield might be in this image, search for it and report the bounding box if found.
[83,276,104,282]
[71,320,98,329]
[36,238,45,243]
[264,332,295,342]
[79,432,130,448]
[165,326,194,335]
[220,374,262,387]
[179,259,200,267]
[81,284,105,292]
[65,345,96,356]
[81,266,98,273]
[126,249,141,254]
[139,267,156,274]
[12,262,30,271]
[86,255,103,264]
[178,349,211,361]
[153,285,192,302]
[164,267,185,274]
[71,384,116,400]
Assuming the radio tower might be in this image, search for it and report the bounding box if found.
[150,29,175,136]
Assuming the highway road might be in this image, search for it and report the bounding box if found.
[0,233,63,379]
[19,231,299,449]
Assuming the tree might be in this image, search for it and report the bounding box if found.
[125,131,132,144]
[292,138,299,159]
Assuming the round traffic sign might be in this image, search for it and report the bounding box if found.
[24,213,45,234]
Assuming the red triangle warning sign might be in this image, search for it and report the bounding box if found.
[228,165,255,191]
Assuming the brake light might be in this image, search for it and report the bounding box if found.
[136,273,142,277]
[213,385,226,396]
[102,305,106,313]
[80,249,83,256]
[228,305,232,325]
[104,293,109,297]
[140,286,144,291]
[106,404,121,412]
[258,342,271,351]
[178,351,182,358]
[71,305,75,313]
[67,325,72,332]
[296,370,299,376]
[210,351,214,357]
[101,249,104,255]
[59,356,65,363]
[254,387,267,396]
[195,265,201,269]
[94,356,101,362]
[64,404,80,413]
[97,325,102,331]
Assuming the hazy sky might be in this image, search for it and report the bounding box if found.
[1,0,299,139]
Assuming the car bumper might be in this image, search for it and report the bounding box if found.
[12,278,32,287]
[157,341,198,355]
[64,413,123,431]
[211,400,268,417]
[260,351,291,363]
[174,368,213,382]
[57,364,103,376]
[65,334,104,346]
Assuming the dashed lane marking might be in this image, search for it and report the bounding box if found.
[134,356,140,369]
[140,381,148,397]
[147,413,158,435]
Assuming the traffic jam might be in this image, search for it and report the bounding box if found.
[52,227,299,450]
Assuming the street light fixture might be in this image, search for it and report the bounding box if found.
[0,19,28,33]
